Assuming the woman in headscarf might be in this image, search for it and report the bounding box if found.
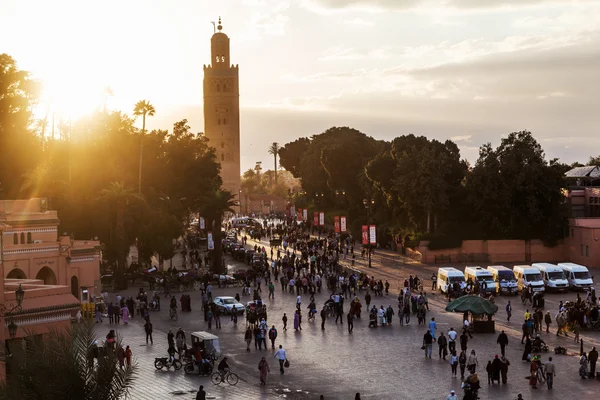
[580,352,589,379]
[258,356,270,385]
[121,303,130,325]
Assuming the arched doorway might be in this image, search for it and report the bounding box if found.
[36,267,57,285]
[6,269,26,280]
[71,276,79,299]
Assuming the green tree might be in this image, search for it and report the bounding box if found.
[0,53,42,199]
[201,189,237,274]
[268,142,280,185]
[0,322,137,400]
[278,137,310,178]
[133,100,155,194]
[467,131,566,243]
[98,181,144,288]
[588,155,600,167]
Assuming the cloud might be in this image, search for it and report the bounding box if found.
[243,1,291,39]
[303,0,595,12]
[451,135,472,142]
[318,46,363,60]
[343,17,375,25]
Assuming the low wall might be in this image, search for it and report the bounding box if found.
[417,239,565,265]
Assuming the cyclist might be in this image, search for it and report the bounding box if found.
[217,357,230,382]
[307,300,317,319]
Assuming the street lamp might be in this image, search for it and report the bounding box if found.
[0,284,25,339]
[362,198,375,268]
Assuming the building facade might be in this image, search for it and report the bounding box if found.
[203,17,241,197]
[0,198,101,301]
[0,198,100,379]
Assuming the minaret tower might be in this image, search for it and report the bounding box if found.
[203,17,241,196]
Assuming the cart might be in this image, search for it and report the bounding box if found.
[190,331,221,359]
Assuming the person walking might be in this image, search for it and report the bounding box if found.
[282,313,288,331]
[274,345,287,374]
[573,320,581,343]
[268,325,278,349]
[245,327,253,351]
[438,332,448,360]
[429,317,437,341]
[125,345,132,368]
[347,311,354,333]
[500,356,510,384]
[423,330,433,358]
[320,307,327,330]
[144,320,153,345]
[545,356,556,389]
[589,346,598,378]
[467,349,479,373]
[214,307,222,329]
[446,390,458,400]
[460,331,469,352]
[459,350,467,379]
[497,330,509,357]
[450,351,458,377]
[544,311,552,333]
[207,308,213,329]
[506,301,512,321]
[258,356,270,386]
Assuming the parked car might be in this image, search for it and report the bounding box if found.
[213,296,245,314]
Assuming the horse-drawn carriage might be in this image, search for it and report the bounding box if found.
[245,300,268,328]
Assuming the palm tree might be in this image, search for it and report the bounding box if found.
[0,321,137,399]
[268,142,280,185]
[98,182,144,289]
[133,100,155,194]
[201,189,238,274]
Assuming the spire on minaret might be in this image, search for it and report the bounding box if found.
[217,16,223,31]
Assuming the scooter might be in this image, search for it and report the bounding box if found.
[184,360,213,376]
[154,357,182,371]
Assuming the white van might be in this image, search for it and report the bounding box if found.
[487,265,518,295]
[513,265,545,293]
[437,267,466,294]
[557,263,594,290]
[532,263,569,292]
[464,266,496,294]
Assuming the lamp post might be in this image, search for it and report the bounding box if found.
[362,198,375,268]
[0,284,25,342]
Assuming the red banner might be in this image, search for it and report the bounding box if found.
[334,216,340,233]
[313,212,318,227]
[297,208,302,222]
[362,225,368,245]
[340,216,347,232]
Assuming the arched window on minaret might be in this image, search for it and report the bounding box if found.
[217,84,221,92]
[221,142,225,148]
[221,154,225,161]
[223,118,227,125]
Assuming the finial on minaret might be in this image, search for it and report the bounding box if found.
[217,16,223,31]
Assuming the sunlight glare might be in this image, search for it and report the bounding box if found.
[40,68,106,120]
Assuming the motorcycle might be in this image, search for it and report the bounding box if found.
[154,357,182,371]
[184,360,213,376]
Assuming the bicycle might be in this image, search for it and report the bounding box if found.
[211,370,239,385]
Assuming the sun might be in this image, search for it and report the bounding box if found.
[39,68,107,121]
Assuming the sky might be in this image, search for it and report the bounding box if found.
[1,0,599,173]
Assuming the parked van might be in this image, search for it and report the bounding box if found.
[437,267,466,294]
[487,265,518,295]
[557,263,594,290]
[464,266,496,294]
[532,263,569,292]
[513,265,545,293]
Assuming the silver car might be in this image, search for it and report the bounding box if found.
[213,296,244,314]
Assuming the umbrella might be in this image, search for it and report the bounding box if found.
[445,295,499,315]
